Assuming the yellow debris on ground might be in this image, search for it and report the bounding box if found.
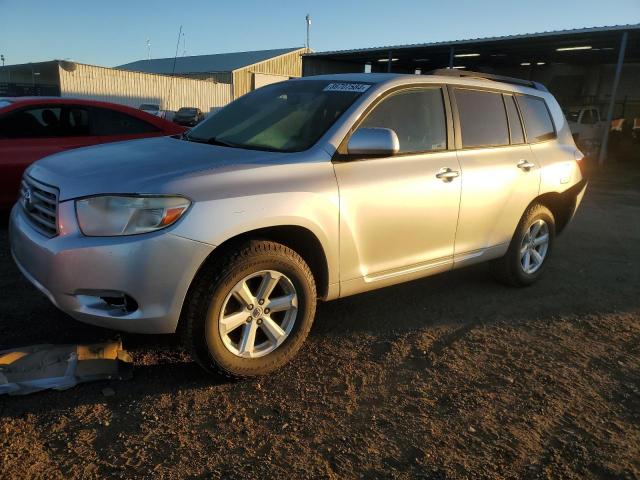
[0,340,132,395]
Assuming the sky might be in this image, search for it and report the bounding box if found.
[1,0,639,67]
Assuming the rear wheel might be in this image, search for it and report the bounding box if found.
[183,240,316,378]
[492,203,555,286]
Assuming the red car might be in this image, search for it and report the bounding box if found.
[0,97,186,208]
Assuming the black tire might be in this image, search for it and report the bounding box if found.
[491,203,555,287]
[182,240,317,378]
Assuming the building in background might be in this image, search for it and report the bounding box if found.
[0,60,232,114]
[118,47,308,99]
[0,47,307,114]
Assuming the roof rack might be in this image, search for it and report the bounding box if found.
[428,69,548,92]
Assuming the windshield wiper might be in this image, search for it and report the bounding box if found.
[205,137,243,148]
[184,134,284,152]
[185,134,243,149]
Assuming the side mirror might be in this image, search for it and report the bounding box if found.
[347,127,400,156]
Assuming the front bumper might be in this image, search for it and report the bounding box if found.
[9,202,214,333]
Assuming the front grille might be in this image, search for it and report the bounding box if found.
[20,175,59,237]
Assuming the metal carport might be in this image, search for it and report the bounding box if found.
[303,24,640,164]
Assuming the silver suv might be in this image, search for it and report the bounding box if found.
[10,72,586,377]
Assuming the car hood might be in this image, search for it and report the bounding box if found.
[28,136,305,201]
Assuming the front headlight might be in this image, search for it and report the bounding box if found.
[76,195,191,236]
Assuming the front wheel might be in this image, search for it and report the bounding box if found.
[183,240,317,378]
[492,203,555,287]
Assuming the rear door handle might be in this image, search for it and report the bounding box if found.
[517,160,536,171]
[436,167,460,182]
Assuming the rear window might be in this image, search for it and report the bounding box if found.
[564,110,580,122]
[581,109,596,125]
[517,95,556,142]
[455,89,509,148]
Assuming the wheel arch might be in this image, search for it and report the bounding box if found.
[530,182,584,236]
[185,224,331,301]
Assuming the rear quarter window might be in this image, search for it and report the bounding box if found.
[517,95,556,142]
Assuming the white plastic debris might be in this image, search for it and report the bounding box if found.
[0,340,132,395]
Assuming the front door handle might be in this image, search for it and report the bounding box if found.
[517,159,536,171]
[436,167,460,182]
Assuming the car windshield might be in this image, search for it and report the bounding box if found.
[186,80,370,152]
[140,104,159,111]
[178,108,198,114]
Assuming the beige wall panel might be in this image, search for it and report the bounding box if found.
[232,48,307,98]
[58,63,233,111]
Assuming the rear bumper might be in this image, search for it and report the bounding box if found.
[175,119,198,126]
[9,202,214,333]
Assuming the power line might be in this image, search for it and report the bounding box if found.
[166,25,183,111]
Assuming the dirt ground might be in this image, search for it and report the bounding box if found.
[1,159,639,479]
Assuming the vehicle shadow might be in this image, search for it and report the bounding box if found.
[1,243,637,419]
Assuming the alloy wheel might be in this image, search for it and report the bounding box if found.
[520,219,550,274]
[218,270,298,358]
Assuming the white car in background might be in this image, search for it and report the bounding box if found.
[139,103,162,116]
[565,105,605,156]
[139,103,175,122]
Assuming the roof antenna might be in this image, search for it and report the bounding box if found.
[182,32,187,57]
[166,25,183,111]
[305,14,311,50]
[146,39,151,60]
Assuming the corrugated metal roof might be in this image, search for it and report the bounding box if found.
[306,24,640,56]
[117,47,304,74]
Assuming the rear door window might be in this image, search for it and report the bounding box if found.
[504,94,525,145]
[517,96,556,142]
[92,107,159,136]
[359,87,447,153]
[454,89,509,148]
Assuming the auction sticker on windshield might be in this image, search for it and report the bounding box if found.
[323,83,371,93]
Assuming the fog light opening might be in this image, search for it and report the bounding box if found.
[100,294,139,313]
